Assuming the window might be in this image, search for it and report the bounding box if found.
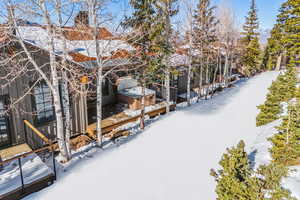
[0,96,10,147]
[171,74,178,87]
[191,72,195,87]
[102,78,109,96]
[32,82,55,124]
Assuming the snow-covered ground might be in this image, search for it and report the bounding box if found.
[24,71,280,200]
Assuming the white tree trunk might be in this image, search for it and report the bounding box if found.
[62,71,71,156]
[140,84,146,129]
[89,0,104,146]
[165,68,171,113]
[198,65,203,102]
[211,64,218,97]
[223,53,229,87]
[50,55,70,162]
[96,68,103,145]
[218,54,222,83]
[39,2,71,161]
[229,52,233,78]
[164,3,172,113]
[205,63,209,100]
[187,63,192,106]
[55,1,72,157]
[276,53,283,71]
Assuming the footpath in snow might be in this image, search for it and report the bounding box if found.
[24,71,279,200]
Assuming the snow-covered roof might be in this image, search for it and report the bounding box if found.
[118,86,155,98]
[80,58,136,69]
[16,26,135,64]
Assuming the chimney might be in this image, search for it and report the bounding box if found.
[74,11,89,27]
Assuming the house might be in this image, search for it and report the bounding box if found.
[0,11,137,150]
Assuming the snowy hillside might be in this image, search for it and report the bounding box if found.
[24,72,279,200]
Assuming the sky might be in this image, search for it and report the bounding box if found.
[0,0,285,33]
[110,0,286,31]
[214,0,286,30]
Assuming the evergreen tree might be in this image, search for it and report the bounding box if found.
[256,163,296,200]
[296,86,300,100]
[281,0,300,67]
[256,67,297,126]
[210,140,260,200]
[261,1,289,71]
[122,0,163,129]
[212,141,296,200]
[264,0,300,70]
[240,0,262,76]
[256,80,282,126]
[269,102,300,165]
[155,0,178,112]
[261,24,284,71]
[284,67,297,100]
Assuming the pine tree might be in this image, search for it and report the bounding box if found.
[264,0,300,70]
[269,101,300,165]
[261,24,284,71]
[296,86,300,100]
[212,141,296,199]
[240,0,262,76]
[284,67,297,100]
[256,80,282,126]
[256,67,297,126]
[281,0,300,67]
[256,163,296,200]
[261,1,289,71]
[155,0,178,112]
[122,0,163,129]
[210,140,260,200]
[274,68,296,102]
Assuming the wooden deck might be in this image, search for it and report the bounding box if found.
[86,102,176,139]
[0,144,32,161]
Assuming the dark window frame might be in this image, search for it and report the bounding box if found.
[0,95,11,148]
[171,74,179,88]
[102,78,110,96]
[31,81,55,125]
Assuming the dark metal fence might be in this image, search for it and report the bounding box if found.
[0,145,56,200]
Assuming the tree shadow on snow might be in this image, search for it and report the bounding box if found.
[248,149,257,168]
[53,115,161,181]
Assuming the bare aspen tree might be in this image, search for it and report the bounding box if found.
[182,0,196,105]
[13,0,71,161]
[54,0,72,155]
[8,13,71,162]
[83,0,136,144]
[85,0,105,145]
[193,0,218,100]
[217,1,239,87]
[6,0,89,161]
